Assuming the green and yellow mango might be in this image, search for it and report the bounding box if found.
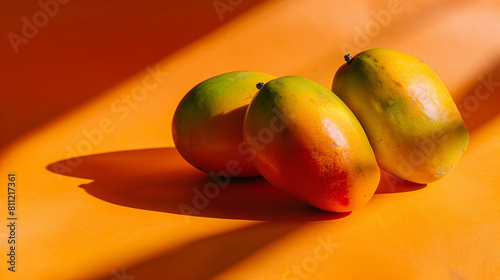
[332,48,469,183]
[172,71,276,177]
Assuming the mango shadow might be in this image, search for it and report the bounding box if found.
[46,147,347,221]
[375,169,427,194]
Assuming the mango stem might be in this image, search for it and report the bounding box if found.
[256,82,264,89]
[344,54,354,65]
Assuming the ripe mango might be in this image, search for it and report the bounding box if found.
[172,71,276,177]
[243,76,380,212]
[332,48,469,183]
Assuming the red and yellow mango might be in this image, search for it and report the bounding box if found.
[243,76,380,212]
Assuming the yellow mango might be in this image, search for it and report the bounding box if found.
[332,48,469,183]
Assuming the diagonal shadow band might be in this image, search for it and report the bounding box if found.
[46,147,349,279]
[454,60,500,133]
[0,0,270,148]
[46,147,350,221]
[91,221,305,280]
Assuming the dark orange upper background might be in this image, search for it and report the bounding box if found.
[1,1,499,279]
[0,0,272,148]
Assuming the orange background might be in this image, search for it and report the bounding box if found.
[1,0,499,279]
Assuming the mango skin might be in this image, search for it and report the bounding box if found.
[172,71,276,177]
[243,76,380,212]
[332,48,469,184]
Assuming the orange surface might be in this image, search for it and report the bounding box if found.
[1,0,499,279]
